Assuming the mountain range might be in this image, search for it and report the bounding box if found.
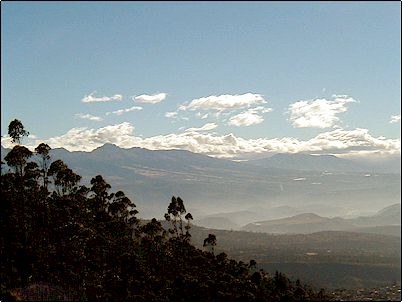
[1,144,400,220]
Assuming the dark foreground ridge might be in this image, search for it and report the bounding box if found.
[1,119,327,301]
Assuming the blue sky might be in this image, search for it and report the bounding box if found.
[1,2,400,159]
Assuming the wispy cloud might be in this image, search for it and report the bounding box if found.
[228,106,273,127]
[389,114,401,124]
[105,106,143,116]
[81,91,123,103]
[165,111,178,118]
[196,112,209,119]
[179,93,267,111]
[133,93,167,104]
[184,123,218,132]
[75,113,103,121]
[288,95,357,128]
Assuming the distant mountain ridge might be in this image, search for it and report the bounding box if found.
[242,203,401,235]
[248,153,401,173]
[1,144,400,219]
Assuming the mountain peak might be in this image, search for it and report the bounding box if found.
[92,143,122,152]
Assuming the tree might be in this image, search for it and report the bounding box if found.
[35,143,51,191]
[203,234,217,254]
[48,159,81,196]
[108,190,138,227]
[4,145,33,176]
[8,119,29,144]
[164,196,192,241]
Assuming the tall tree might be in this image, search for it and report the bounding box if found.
[164,196,191,240]
[35,143,51,192]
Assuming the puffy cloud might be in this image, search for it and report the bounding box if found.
[75,113,103,121]
[228,106,273,127]
[389,114,401,124]
[133,93,167,104]
[179,93,267,111]
[81,92,123,103]
[228,112,263,127]
[184,123,218,132]
[288,95,357,128]
[8,123,399,159]
[105,106,143,116]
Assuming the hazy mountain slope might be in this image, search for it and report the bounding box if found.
[1,144,400,219]
[353,203,401,226]
[194,216,240,230]
[248,153,401,173]
[242,213,354,233]
[248,153,369,172]
[242,204,401,234]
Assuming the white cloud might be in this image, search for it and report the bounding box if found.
[179,93,267,111]
[81,92,123,103]
[184,123,218,132]
[389,114,401,124]
[6,123,398,160]
[133,93,167,104]
[75,113,103,121]
[248,106,274,114]
[228,106,273,127]
[165,111,178,118]
[105,106,143,116]
[288,95,357,128]
[228,112,264,127]
[25,122,138,152]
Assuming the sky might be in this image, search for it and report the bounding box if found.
[1,1,401,160]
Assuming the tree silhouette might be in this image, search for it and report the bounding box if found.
[4,145,33,176]
[35,143,51,192]
[48,159,81,196]
[8,119,29,144]
[165,196,192,242]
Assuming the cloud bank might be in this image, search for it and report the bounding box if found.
[4,122,398,159]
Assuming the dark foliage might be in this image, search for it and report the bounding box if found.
[0,121,327,301]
